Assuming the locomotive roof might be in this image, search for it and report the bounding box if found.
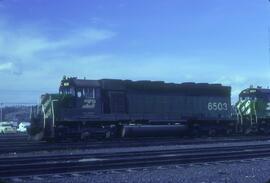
[72,79,100,87]
[240,87,270,97]
[60,77,230,96]
[61,77,228,88]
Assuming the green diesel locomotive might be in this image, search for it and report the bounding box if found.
[236,87,270,134]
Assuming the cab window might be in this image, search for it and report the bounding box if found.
[84,88,95,98]
[76,88,95,98]
[77,91,82,98]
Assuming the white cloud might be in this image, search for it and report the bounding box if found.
[0,17,268,103]
[0,23,116,60]
[0,59,22,75]
[0,19,117,102]
[214,75,247,85]
[0,22,116,76]
[0,62,13,71]
[51,28,116,50]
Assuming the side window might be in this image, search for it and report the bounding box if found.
[60,87,75,96]
[70,87,75,96]
[84,88,95,98]
[75,88,96,98]
[77,91,82,98]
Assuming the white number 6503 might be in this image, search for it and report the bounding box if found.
[208,102,228,111]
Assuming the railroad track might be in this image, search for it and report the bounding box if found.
[0,134,28,143]
[1,143,270,178]
[1,136,270,154]
[0,133,28,139]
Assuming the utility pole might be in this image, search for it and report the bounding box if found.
[266,1,270,70]
[0,103,3,122]
[268,1,270,65]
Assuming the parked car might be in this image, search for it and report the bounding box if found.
[17,122,31,133]
[0,122,17,134]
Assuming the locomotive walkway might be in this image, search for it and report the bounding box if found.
[1,143,270,178]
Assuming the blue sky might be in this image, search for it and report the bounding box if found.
[0,0,270,103]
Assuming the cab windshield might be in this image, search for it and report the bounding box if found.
[60,87,75,96]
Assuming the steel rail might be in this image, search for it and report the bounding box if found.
[1,136,270,154]
[1,143,270,177]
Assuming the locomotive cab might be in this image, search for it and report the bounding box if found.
[58,77,103,128]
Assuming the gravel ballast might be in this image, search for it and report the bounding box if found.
[7,158,270,183]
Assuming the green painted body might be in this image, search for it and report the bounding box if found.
[40,94,72,120]
[29,93,73,139]
[236,98,270,118]
[235,88,270,134]
[236,88,270,119]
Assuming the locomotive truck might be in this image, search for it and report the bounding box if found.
[29,76,270,141]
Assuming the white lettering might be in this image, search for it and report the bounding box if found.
[208,102,228,111]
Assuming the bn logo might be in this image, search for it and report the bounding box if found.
[82,99,96,109]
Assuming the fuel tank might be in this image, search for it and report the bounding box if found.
[121,124,188,137]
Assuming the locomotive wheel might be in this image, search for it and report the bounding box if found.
[80,131,90,140]
[208,129,216,137]
[191,128,200,137]
[226,129,233,136]
[105,131,111,139]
